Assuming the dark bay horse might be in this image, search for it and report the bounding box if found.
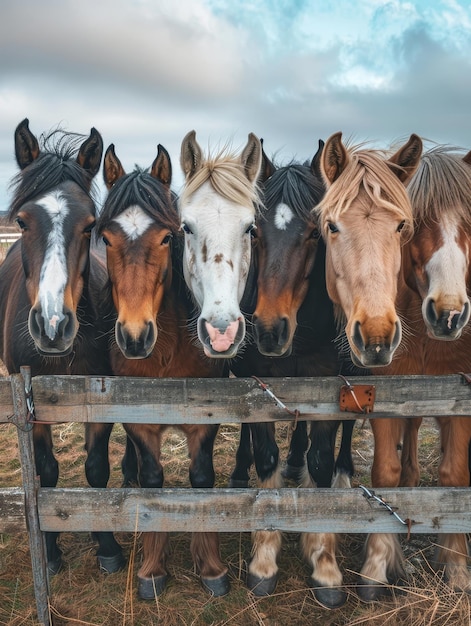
[229,140,359,607]
[96,139,263,599]
[0,119,125,574]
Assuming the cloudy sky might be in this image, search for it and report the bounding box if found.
[0,0,470,213]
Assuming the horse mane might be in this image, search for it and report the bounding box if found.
[407,145,471,227]
[262,161,325,221]
[179,148,262,213]
[96,167,180,234]
[8,129,98,219]
[315,145,413,233]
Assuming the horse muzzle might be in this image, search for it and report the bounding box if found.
[28,306,77,355]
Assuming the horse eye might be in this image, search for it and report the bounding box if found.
[245,223,256,236]
[181,223,193,235]
[15,217,27,231]
[327,222,339,234]
[83,221,96,235]
[161,233,173,245]
[397,220,406,233]
[310,227,321,240]
[102,235,111,246]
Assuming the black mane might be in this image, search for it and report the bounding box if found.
[97,167,179,234]
[9,129,97,219]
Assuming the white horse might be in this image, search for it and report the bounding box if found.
[179,130,262,358]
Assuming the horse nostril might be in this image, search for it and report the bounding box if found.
[277,318,289,346]
[425,299,438,324]
[352,321,365,351]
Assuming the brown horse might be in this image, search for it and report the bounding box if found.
[359,144,471,599]
[0,119,127,574]
[96,134,261,599]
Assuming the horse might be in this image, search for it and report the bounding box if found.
[357,144,471,599]
[0,118,126,575]
[314,131,431,601]
[229,140,359,607]
[95,132,262,599]
[178,130,262,358]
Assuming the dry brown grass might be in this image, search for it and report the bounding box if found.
[1,386,471,625]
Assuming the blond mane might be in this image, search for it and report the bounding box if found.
[407,145,471,227]
[179,150,261,212]
[315,146,414,235]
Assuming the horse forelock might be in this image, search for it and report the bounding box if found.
[407,146,471,227]
[179,154,261,214]
[97,169,179,235]
[263,163,325,223]
[316,148,413,230]
[8,130,97,219]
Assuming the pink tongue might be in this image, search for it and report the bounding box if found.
[205,320,239,352]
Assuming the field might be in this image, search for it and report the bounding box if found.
[1,234,471,625]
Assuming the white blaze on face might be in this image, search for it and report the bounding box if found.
[274,203,294,230]
[114,205,153,240]
[38,191,69,340]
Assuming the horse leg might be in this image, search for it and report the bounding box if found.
[187,424,230,596]
[247,422,282,596]
[301,420,347,608]
[33,423,61,574]
[84,423,125,573]
[282,420,308,483]
[358,418,405,602]
[123,424,169,599]
[121,433,139,487]
[229,422,253,488]
[434,417,471,592]
[334,419,355,487]
[399,417,423,487]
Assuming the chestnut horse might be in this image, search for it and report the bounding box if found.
[315,131,427,601]
[0,119,126,574]
[96,133,261,599]
[360,144,471,599]
[230,140,360,607]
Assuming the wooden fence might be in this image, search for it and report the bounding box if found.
[2,368,471,624]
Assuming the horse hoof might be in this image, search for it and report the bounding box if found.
[281,463,304,483]
[247,572,278,596]
[138,574,168,599]
[228,478,249,488]
[356,579,390,602]
[98,552,126,574]
[309,579,347,609]
[201,573,231,596]
[47,557,63,576]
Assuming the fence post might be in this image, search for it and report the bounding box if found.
[11,367,50,626]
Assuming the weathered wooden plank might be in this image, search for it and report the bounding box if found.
[37,487,471,534]
[0,487,26,532]
[27,374,471,425]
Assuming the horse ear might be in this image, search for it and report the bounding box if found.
[180,130,202,180]
[14,118,40,170]
[77,128,104,178]
[310,139,325,179]
[463,150,471,166]
[258,138,276,183]
[321,132,348,186]
[103,144,126,189]
[388,134,423,184]
[241,133,262,183]
[150,144,172,188]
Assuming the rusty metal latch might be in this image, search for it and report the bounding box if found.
[338,375,375,414]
